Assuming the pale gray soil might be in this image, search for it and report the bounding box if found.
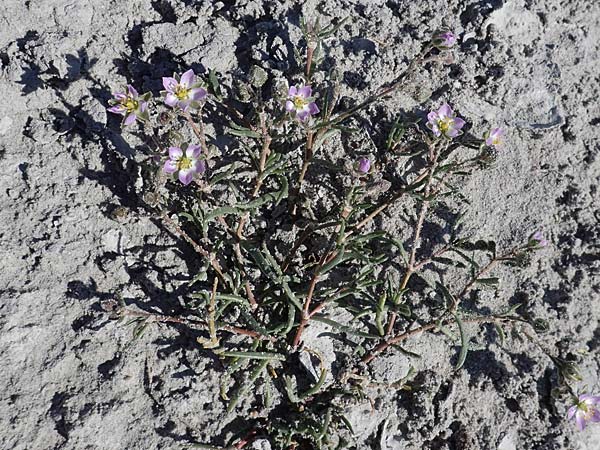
[1,0,599,449]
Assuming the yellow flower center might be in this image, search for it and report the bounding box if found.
[175,84,190,100]
[492,137,501,146]
[438,118,452,133]
[123,97,139,113]
[177,156,192,170]
[293,95,308,109]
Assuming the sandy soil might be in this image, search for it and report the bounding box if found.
[1,0,599,449]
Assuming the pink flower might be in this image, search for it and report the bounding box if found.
[285,84,319,122]
[162,69,207,111]
[356,157,371,174]
[163,144,205,185]
[485,128,504,147]
[433,31,457,49]
[426,104,466,138]
[107,85,149,126]
[568,394,600,431]
[530,230,549,248]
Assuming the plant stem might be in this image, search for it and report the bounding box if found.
[364,245,525,363]
[161,213,225,282]
[344,168,430,239]
[386,144,441,334]
[451,246,522,312]
[291,250,337,349]
[362,315,519,364]
[236,114,271,237]
[109,302,271,341]
[412,244,452,271]
[182,109,209,149]
[290,129,314,216]
[320,45,431,130]
[291,202,351,348]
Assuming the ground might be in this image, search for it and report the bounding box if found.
[0,0,599,449]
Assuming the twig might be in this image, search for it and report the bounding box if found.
[161,213,226,282]
[291,204,351,348]
[182,109,208,152]
[215,216,258,309]
[236,113,271,237]
[385,144,441,334]
[362,314,520,364]
[412,244,452,271]
[107,301,272,341]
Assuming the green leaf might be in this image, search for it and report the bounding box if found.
[339,414,355,435]
[531,318,550,333]
[393,303,411,317]
[209,163,237,186]
[226,359,269,413]
[312,315,380,339]
[317,17,348,39]
[453,313,469,370]
[436,282,456,308]
[132,320,149,340]
[281,278,303,311]
[243,243,278,282]
[475,277,500,287]
[226,124,261,138]
[312,128,339,153]
[494,323,506,346]
[208,68,223,101]
[375,293,387,336]
[218,350,286,361]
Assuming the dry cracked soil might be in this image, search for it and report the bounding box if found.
[1,0,599,449]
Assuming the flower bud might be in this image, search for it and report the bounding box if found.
[355,157,371,174]
[433,31,457,49]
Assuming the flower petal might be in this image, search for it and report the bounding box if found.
[107,105,126,115]
[453,117,466,130]
[165,93,178,107]
[162,77,178,92]
[438,104,452,118]
[194,160,206,174]
[591,410,600,423]
[123,113,137,126]
[568,405,578,419]
[139,101,148,113]
[298,85,312,98]
[285,100,295,112]
[581,394,595,403]
[427,111,438,123]
[308,102,319,115]
[163,159,178,174]
[190,87,207,101]
[357,157,371,173]
[186,144,202,159]
[180,69,195,88]
[178,99,191,111]
[127,85,139,98]
[446,127,461,138]
[297,109,309,122]
[575,412,587,431]
[113,92,126,100]
[288,85,298,97]
[178,168,194,185]
[169,147,183,160]
[485,136,494,146]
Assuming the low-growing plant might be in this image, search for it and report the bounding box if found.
[104,17,598,449]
